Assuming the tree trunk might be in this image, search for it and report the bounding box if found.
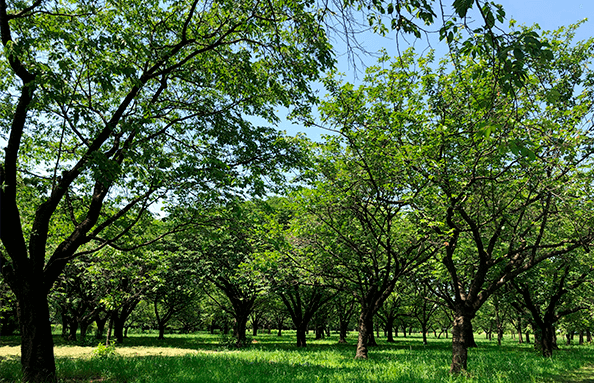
[421,323,428,345]
[354,313,372,360]
[386,316,395,343]
[234,315,248,347]
[158,322,165,340]
[497,325,503,346]
[586,329,591,343]
[113,313,126,343]
[80,321,89,342]
[18,287,57,383]
[365,316,377,347]
[579,330,584,345]
[60,312,70,340]
[541,325,555,357]
[315,324,324,339]
[450,311,475,374]
[296,324,307,347]
[95,315,108,340]
[68,321,79,342]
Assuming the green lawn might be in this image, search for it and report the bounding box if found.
[1,332,593,382]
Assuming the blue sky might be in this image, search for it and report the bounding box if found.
[281,0,594,140]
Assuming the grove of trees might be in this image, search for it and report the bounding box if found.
[1,0,594,382]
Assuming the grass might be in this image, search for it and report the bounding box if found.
[1,331,593,382]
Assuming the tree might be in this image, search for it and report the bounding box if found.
[331,291,358,343]
[190,200,272,347]
[50,255,107,343]
[409,278,439,346]
[0,0,334,380]
[348,0,553,96]
[314,23,594,373]
[261,198,338,348]
[376,290,403,343]
[511,251,594,357]
[294,129,438,359]
[145,249,201,340]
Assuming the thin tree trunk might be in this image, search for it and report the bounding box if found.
[158,323,165,340]
[421,323,428,345]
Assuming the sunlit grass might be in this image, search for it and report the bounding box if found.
[1,332,593,382]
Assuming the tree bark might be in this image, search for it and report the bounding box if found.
[315,324,324,339]
[68,320,79,342]
[113,313,126,344]
[296,324,307,347]
[450,311,476,374]
[355,311,376,359]
[338,317,349,343]
[158,323,166,340]
[95,315,108,340]
[541,325,555,357]
[421,323,428,345]
[354,314,372,359]
[386,316,395,343]
[234,314,249,347]
[17,286,57,383]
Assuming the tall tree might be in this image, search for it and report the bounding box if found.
[0,0,333,380]
[315,23,594,373]
[294,127,438,359]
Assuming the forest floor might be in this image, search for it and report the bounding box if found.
[1,331,593,382]
[552,364,594,383]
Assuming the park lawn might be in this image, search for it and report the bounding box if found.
[1,332,593,382]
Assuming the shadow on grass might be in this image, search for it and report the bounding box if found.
[549,365,594,383]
